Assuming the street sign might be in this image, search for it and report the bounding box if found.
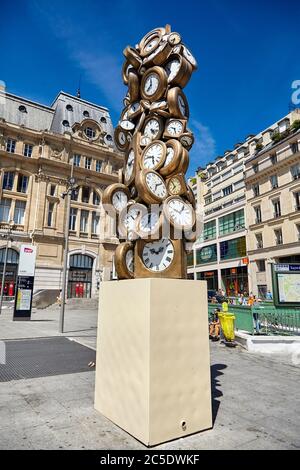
[13,245,37,321]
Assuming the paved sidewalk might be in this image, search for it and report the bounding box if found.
[0,300,98,350]
[0,301,299,449]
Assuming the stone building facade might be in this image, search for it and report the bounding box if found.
[0,89,122,299]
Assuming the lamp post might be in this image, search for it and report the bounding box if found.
[0,220,16,315]
[59,174,77,333]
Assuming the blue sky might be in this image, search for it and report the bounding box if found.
[1,0,300,176]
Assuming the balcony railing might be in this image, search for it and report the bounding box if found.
[255,217,262,224]
[274,212,281,218]
[276,238,283,245]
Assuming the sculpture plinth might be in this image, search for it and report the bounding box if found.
[94,279,212,446]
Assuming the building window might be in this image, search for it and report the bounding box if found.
[273,199,281,218]
[23,143,33,157]
[255,233,263,249]
[82,187,90,203]
[69,208,77,231]
[203,220,216,240]
[274,229,283,245]
[253,184,260,197]
[294,191,300,211]
[296,224,300,241]
[6,139,16,153]
[93,191,100,206]
[14,200,26,225]
[187,251,194,267]
[220,236,246,261]
[257,260,266,272]
[95,160,103,172]
[2,172,14,190]
[85,157,92,170]
[62,120,70,127]
[291,163,300,180]
[291,142,299,154]
[17,175,28,193]
[219,209,245,236]
[73,154,81,167]
[71,188,78,201]
[47,202,54,227]
[85,127,96,139]
[270,154,277,165]
[106,134,112,142]
[18,105,27,113]
[196,244,217,265]
[66,104,73,111]
[83,110,90,118]
[204,195,212,205]
[254,206,262,223]
[0,198,11,222]
[92,211,100,234]
[270,175,278,189]
[80,210,89,232]
[223,185,233,196]
[49,184,56,196]
[253,164,259,173]
[100,116,107,123]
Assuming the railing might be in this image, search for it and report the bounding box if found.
[208,302,300,336]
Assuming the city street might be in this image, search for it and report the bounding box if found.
[0,301,299,450]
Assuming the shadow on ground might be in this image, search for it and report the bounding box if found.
[211,363,227,425]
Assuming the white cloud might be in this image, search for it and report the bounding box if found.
[188,119,216,174]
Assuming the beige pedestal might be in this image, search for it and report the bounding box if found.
[94,278,212,446]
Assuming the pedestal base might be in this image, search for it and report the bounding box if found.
[94,278,212,446]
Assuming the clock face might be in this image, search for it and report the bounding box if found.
[145,171,167,199]
[180,134,194,148]
[168,177,182,195]
[112,190,128,212]
[168,32,181,45]
[142,239,174,272]
[144,37,159,53]
[140,135,151,147]
[125,249,134,273]
[183,46,197,67]
[144,118,161,140]
[118,130,126,145]
[120,120,135,131]
[123,206,141,231]
[163,146,175,167]
[139,211,160,235]
[166,197,194,228]
[142,142,165,170]
[144,73,159,96]
[164,58,180,82]
[166,120,184,136]
[178,95,188,118]
[125,149,135,182]
[128,102,140,117]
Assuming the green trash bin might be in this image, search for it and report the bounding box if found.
[218,312,235,341]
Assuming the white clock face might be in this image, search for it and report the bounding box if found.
[167,120,183,136]
[143,143,164,169]
[144,119,161,140]
[183,46,197,67]
[145,37,159,53]
[139,212,159,234]
[124,207,140,231]
[165,58,180,82]
[112,191,128,211]
[181,135,193,147]
[178,95,187,117]
[142,239,174,272]
[163,146,175,167]
[145,172,167,199]
[128,102,140,115]
[120,120,135,131]
[125,249,134,273]
[119,131,126,145]
[167,198,193,227]
[144,73,159,96]
[125,149,135,181]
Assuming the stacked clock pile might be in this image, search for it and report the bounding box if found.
[102,25,198,280]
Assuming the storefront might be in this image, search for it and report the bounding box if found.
[67,254,94,298]
[0,248,19,298]
[221,266,248,296]
[196,270,218,290]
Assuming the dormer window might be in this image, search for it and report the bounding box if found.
[62,120,70,127]
[100,116,107,123]
[106,134,112,141]
[83,110,90,118]
[18,105,27,113]
[66,104,73,112]
[85,127,96,139]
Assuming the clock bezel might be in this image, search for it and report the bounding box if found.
[115,241,135,279]
[118,201,148,240]
[166,172,188,197]
[140,66,168,102]
[163,195,196,231]
[102,183,130,213]
[167,87,190,120]
[163,118,187,139]
[135,169,168,204]
[114,125,131,152]
[140,140,167,171]
[163,54,192,88]
[142,115,164,141]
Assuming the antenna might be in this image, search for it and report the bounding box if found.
[77,74,82,98]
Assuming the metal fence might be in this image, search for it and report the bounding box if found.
[208,302,300,336]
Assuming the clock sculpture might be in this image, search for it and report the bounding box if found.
[102,25,198,279]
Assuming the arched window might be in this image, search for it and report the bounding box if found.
[0,248,19,264]
[69,254,93,269]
